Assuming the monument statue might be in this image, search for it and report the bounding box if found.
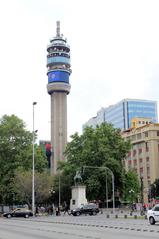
[74,170,83,185]
[70,170,87,209]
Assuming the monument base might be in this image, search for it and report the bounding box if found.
[70,185,87,210]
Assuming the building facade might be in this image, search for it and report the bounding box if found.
[83,99,158,131]
[122,123,159,203]
[46,22,71,174]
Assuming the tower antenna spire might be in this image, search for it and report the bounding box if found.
[56,21,60,37]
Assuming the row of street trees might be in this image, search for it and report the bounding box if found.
[1,114,158,208]
[0,115,54,207]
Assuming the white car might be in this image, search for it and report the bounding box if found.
[147,204,159,225]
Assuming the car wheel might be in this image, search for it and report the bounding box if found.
[7,214,11,218]
[92,211,97,216]
[76,212,80,216]
[25,214,29,218]
[149,216,155,225]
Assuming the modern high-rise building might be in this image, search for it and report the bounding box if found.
[46,21,71,174]
[83,99,158,131]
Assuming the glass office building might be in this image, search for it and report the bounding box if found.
[83,99,158,131]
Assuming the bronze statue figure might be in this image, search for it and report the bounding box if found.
[74,170,83,185]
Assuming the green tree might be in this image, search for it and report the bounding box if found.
[53,172,72,205]
[149,178,159,200]
[122,170,140,203]
[13,170,54,208]
[59,123,131,202]
[0,114,47,204]
[22,144,48,173]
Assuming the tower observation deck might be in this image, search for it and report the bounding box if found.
[47,21,72,174]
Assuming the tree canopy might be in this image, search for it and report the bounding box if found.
[58,123,131,203]
[149,178,159,200]
[13,170,54,208]
[122,170,140,203]
[0,114,48,204]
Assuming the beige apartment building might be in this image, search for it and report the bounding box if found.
[122,123,159,203]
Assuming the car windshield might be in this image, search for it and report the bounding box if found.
[83,205,88,209]
[152,204,159,211]
[154,206,159,211]
[13,208,28,212]
[81,204,96,209]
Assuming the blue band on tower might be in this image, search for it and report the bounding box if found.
[48,71,69,84]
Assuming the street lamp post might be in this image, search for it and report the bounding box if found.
[129,189,135,209]
[140,176,144,215]
[83,166,115,213]
[106,173,108,209]
[140,177,144,205]
[58,172,61,208]
[32,102,37,216]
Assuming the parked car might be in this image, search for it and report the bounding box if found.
[71,203,99,216]
[147,204,159,225]
[3,208,33,218]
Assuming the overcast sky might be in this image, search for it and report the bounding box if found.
[0,0,159,141]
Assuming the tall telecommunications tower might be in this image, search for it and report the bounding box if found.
[47,21,71,174]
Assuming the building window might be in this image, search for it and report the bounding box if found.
[128,151,131,157]
[139,158,143,163]
[128,160,132,165]
[146,157,149,162]
[145,142,149,152]
[133,150,136,156]
[140,167,143,177]
[137,133,141,139]
[146,146,149,152]
[147,167,150,176]
[157,131,159,136]
[145,132,148,137]
[134,159,137,166]
[138,148,142,154]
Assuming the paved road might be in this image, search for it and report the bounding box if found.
[0,214,159,239]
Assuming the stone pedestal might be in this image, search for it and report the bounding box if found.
[70,185,87,210]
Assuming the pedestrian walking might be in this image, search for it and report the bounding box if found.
[35,206,39,216]
[63,204,70,215]
[56,206,60,216]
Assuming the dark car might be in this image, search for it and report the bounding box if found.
[3,208,33,218]
[71,203,99,216]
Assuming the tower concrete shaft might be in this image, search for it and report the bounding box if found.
[47,22,71,174]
